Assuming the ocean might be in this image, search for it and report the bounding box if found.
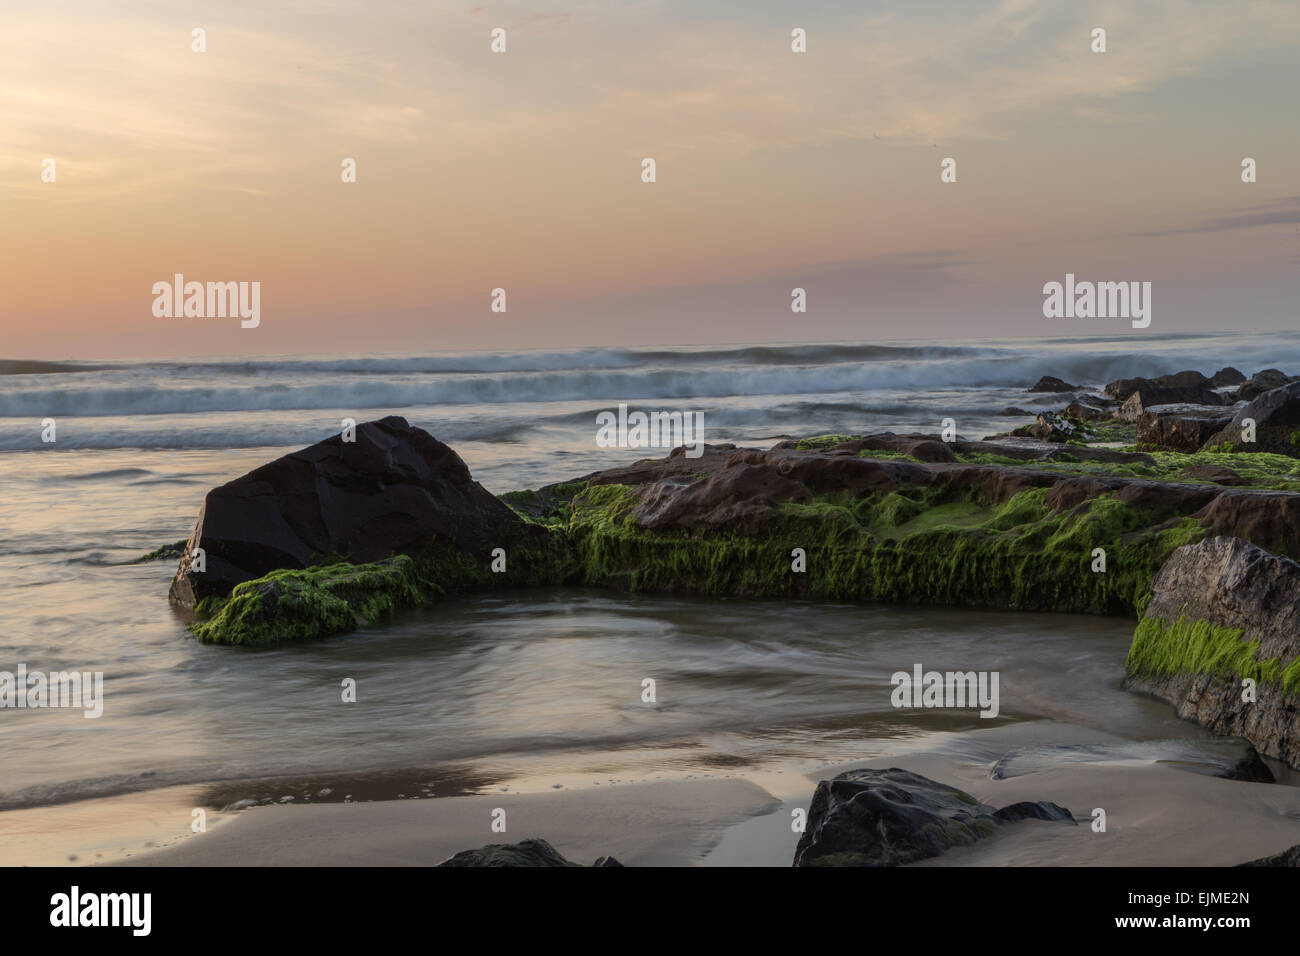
[3,331,1295,816]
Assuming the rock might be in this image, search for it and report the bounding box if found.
[436,838,616,867]
[1237,369,1298,401]
[1211,367,1247,387]
[990,738,1274,783]
[1119,387,1229,422]
[1203,380,1300,456]
[1177,464,1244,486]
[1135,404,1235,452]
[633,463,811,531]
[1002,407,1033,416]
[1238,844,1300,867]
[990,801,1077,824]
[903,439,957,463]
[1106,370,1218,404]
[1029,376,1079,393]
[1195,492,1300,557]
[1011,411,1086,443]
[1064,401,1107,422]
[1124,536,1300,767]
[169,416,533,608]
[791,767,1073,867]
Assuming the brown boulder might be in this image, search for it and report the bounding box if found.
[1135,404,1235,452]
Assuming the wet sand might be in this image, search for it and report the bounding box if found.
[115,778,780,867]
[69,720,1300,868]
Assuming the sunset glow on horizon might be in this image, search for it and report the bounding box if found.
[2,0,1298,359]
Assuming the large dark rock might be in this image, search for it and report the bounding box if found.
[1211,367,1247,387]
[792,767,1073,867]
[1106,370,1223,406]
[1028,376,1078,393]
[436,838,621,867]
[169,416,530,607]
[1125,536,1300,767]
[1203,380,1300,456]
[1237,369,1298,401]
[1136,404,1235,452]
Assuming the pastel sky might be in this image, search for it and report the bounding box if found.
[1,0,1297,359]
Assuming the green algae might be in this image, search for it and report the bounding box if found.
[1126,615,1300,695]
[192,555,425,646]
[184,437,1300,645]
[135,540,188,563]
[500,480,589,527]
[561,480,1206,615]
[189,531,573,646]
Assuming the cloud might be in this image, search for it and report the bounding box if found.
[1126,197,1300,238]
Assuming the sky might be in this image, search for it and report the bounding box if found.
[1,0,1297,359]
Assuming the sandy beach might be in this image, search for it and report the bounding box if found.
[32,720,1282,868]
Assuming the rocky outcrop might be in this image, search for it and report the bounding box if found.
[1135,404,1235,452]
[1124,536,1300,767]
[1211,367,1247,387]
[1106,370,1227,408]
[792,768,1073,867]
[169,416,534,608]
[1236,369,1298,401]
[168,419,1300,645]
[1203,380,1300,456]
[436,838,622,867]
[1029,376,1078,393]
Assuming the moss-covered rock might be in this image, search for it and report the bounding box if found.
[1124,536,1300,767]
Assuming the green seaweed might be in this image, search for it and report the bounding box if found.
[1125,615,1300,695]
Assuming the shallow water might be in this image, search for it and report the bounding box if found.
[7,333,1287,813]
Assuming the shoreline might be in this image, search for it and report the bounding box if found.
[7,718,1298,867]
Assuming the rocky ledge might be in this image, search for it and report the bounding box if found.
[158,389,1300,766]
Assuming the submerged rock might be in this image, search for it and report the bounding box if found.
[1125,536,1300,767]
[792,767,1074,867]
[436,838,620,867]
[990,738,1274,782]
[169,416,534,608]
